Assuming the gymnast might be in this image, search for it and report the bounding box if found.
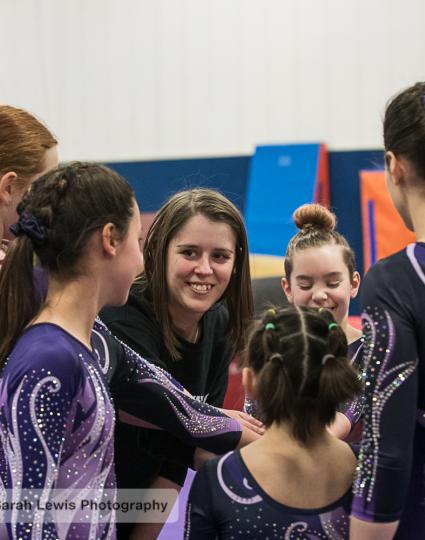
[350,82,425,539]
[0,104,58,267]
[0,163,259,539]
[101,188,255,539]
[186,305,361,539]
[244,203,363,441]
[281,203,363,440]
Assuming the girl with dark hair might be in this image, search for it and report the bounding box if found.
[101,187,255,539]
[186,305,361,539]
[350,82,425,539]
[0,163,257,539]
[0,105,58,266]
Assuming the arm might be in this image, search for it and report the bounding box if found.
[350,517,399,540]
[350,260,418,539]
[0,347,79,539]
[96,320,244,454]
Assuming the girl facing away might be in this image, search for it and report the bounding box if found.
[101,188,254,539]
[281,203,363,441]
[0,104,58,266]
[0,163,258,539]
[185,305,361,539]
[350,82,425,539]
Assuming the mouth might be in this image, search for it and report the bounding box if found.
[188,282,213,293]
[319,305,337,312]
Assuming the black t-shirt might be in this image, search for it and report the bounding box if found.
[100,282,234,487]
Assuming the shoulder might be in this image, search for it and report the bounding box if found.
[2,325,83,394]
[100,285,159,336]
[363,247,413,288]
[362,246,421,311]
[203,302,229,331]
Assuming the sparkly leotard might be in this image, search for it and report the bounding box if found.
[0,320,241,539]
[352,244,425,538]
[185,449,355,539]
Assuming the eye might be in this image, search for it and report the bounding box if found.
[213,252,231,262]
[180,249,197,258]
[327,281,341,288]
[298,283,312,291]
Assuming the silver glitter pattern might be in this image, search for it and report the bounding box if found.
[353,306,417,503]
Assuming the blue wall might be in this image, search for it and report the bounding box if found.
[108,149,384,315]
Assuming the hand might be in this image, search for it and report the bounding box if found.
[220,408,265,436]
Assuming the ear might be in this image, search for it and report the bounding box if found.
[0,172,18,204]
[242,367,257,399]
[281,276,293,303]
[385,151,406,187]
[101,223,119,256]
[350,271,361,299]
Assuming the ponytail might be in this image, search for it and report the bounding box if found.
[246,305,361,444]
[0,237,38,367]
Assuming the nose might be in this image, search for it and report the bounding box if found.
[312,288,328,305]
[195,254,213,275]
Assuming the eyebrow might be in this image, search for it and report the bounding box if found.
[295,272,343,280]
[176,244,235,254]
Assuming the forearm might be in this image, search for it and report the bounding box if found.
[350,516,399,540]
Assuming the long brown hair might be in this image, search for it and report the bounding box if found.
[138,188,253,360]
[0,162,134,366]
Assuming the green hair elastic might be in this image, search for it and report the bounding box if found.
[265,322,276,331]
[266,308,276,317]
[328,322,338,331]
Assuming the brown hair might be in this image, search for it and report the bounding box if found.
[383,82,425,179]
[284,204,356,281]
[0,162,134,366]
[0,105,57,187]
[138,188,253,360]
[246,305,361,444]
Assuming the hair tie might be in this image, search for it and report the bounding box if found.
[265,322,276,331]
[269,352,284,365]
[10,212,46,246]
[266,308,276,317]
[328,322,338,331]
[318,307,328,314]
[322,354,335,366]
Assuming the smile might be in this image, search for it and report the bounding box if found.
[189,283,213,292]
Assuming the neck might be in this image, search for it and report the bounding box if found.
[33,275,102,349]
[168,305,202,343]
[408,190,425,242]
[263,421,332,451]
[173,320,200,343]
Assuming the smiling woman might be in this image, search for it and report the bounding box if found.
[100,188,253,540]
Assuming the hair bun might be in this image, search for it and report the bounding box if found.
[293,204,336,232]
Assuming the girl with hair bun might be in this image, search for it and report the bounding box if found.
[186,305,361,539]
[280,203,363,440]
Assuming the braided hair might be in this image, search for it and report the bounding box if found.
[246,305,361,444]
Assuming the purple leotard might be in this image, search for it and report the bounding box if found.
[185,449,355,539]
[352,244,425,538]
[0,320,241,539]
